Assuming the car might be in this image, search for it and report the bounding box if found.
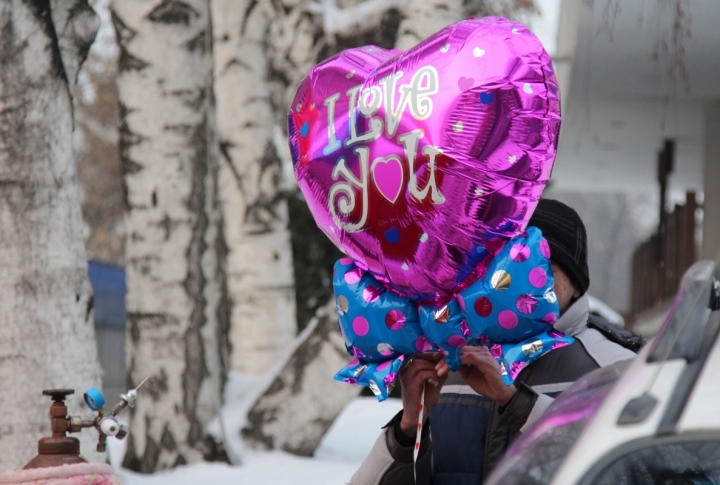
[486,260,720,485]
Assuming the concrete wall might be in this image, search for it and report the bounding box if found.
[542,190,656,315]
[702,101,720,262]
[553,97,706,199]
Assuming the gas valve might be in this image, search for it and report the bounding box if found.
[82,376,148,452]
[23,377,149,469]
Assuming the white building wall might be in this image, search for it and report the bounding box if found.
[702,101,720,262]
[539,0,712,314]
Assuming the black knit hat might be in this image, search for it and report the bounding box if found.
[528,199,590,296]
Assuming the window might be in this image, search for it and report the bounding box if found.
[590,439,720,485]
[487,361,631,485]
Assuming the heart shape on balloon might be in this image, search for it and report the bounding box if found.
[289,17,561,299]
[372,156,404,203]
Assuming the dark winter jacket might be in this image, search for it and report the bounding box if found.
[348,295,641,485]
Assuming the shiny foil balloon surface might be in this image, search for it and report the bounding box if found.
[332,228,574,400]
[418,227,573,376]
[289,17,561,300]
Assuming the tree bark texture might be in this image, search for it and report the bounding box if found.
[112,0,228,472]
[0,0,104,472]
[209,0,297,376]
[394,0,463,50]
[74,0,125,266]
[237,0,405,455]
[241,301,360,455]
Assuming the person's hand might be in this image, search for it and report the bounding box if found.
[398,352,449,437]
[458,346,517,406]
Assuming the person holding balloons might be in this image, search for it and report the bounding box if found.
[346,199,641,485]
[287,14,643,485]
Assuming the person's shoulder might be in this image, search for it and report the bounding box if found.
[586,314,646,352]
[520,339,600,387]
[575,315,640,368]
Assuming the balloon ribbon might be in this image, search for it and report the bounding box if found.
[414,382,425,484]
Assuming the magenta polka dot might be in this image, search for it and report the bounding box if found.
[352,316,369,336]
[339,257,354,265]
[510,361,525,379]
[460,319,470,336]
[516,294,537,314]
[490,343,503,359]
[498,310,518,329]
[539,238,551,259]
[548,329,564,339]
[363,285,381,303]
[385,310,406,330]
[376,360,391,371]
[343,377,358,384]
[528,267,548,288]
[448,335,467,348]
[552,341,569,350]
[542,312,558,324]
[457,294,466,311]
[348,356,359,367]
[344,267,363,285]
[510,244,530,262]
[415,336,432,352]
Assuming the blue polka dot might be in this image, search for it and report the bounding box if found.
[384,227,400,244]
[300,121,310,137]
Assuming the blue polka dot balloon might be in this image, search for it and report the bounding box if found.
[332,227,574,400]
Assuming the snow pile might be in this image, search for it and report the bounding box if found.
[109,389,402,485]
[116,453,357,485]
[314,397,402,463]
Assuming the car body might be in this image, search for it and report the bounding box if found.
[487,260,720,485]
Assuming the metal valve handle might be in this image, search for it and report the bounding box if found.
[25,379,150,469]
[80,376,149,452]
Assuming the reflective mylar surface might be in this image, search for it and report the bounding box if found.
[333,228,573,400]
[289,17,561,300]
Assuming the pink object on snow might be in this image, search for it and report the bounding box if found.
[0,463,120,485]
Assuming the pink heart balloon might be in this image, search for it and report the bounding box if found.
[289,17,561,300]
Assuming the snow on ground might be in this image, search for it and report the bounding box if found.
[116,452,358,485]
[314,397,402,463]
[109,395,402,485]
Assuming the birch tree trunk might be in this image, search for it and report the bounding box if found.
[210,0,297,375]
[394,0,462,50]
[0,0,104,472]
[112,0,228,472]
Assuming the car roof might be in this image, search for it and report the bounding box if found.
[551,260,720,485]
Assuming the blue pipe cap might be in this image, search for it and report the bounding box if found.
[83,387,106,411]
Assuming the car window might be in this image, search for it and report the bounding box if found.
[589,439,720,485]
[486,360,632,485]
